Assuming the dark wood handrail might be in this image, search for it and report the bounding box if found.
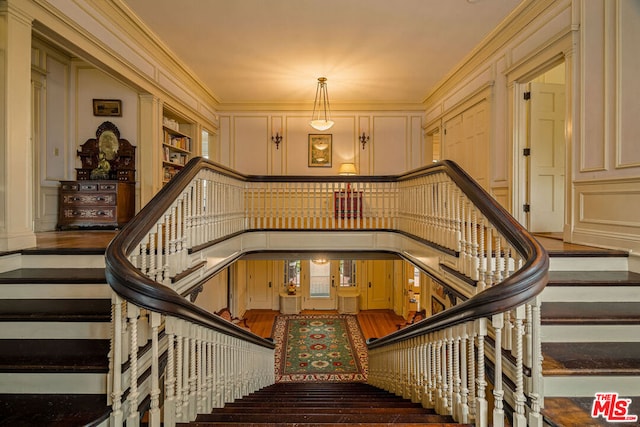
[368,160,549,348]
[104,157,547,351]
[105,158,273,348]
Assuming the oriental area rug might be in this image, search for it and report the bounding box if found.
[273,314,367,383]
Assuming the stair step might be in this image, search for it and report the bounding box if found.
[543,396,640,427]
[193,413,453,423]
[0,268,106,284]
[0,339,109,373]
[541,271,640,302]
[542,342,640,376]
[183,424,468,427]
[542,302,640,324]
[0,298,111,322]
[187,383,470,426]
[547,271,640,286]
[0,393,109,426]
[215,407,435,414]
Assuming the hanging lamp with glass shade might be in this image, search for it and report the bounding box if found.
[309,77,335,131]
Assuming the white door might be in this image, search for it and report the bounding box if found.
[247,260,273,309]
[528,82,565,232]
[303,260,337,310]
[366,260,392,310]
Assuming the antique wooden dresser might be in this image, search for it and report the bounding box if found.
[57,121,136,229]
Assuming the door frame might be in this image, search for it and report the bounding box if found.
[511,53,571,238]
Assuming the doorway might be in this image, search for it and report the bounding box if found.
[517,63,567,234]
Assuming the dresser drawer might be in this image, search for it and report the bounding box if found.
[78,182,99,191]
[61,193,116,206]
[61,206,117,221]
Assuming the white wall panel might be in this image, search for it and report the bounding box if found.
[372,116,407,175]
[580,0,607,172]
[617,0,640,168]
[233,116,268,175]
[573,178,640,252]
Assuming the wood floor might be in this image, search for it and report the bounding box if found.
[243,309,407,341]
[30,230,619,255]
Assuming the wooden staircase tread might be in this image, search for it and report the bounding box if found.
[0,299,111,321]
[541,302,640,324]
[0,339,109,372]
[197,383,467,426]
[194,413,455,423]
[546,271,640,286]
[0,393,109,426]
[184,423,471,427]
[543,396,640,427]
[0,268,106,284]
[542,342,640,375]
[226,401,425,408]
[214,407,436,414]
[21,247,107,256]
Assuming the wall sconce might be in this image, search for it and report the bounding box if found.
[359,132,369,149]
[271,132,283,150]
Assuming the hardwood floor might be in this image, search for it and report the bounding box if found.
[30,230,622,255]
[33,230,118,250]
[243,309,407,341]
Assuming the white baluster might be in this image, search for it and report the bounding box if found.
[492,313,505,427]
[126,303,140,426]
[513,305,527,427]
[164,320,176,427]
[109,296,124,426]
[148,312,161,427]
[475,318,488,427]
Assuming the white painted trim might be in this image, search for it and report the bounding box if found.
[0,322,110,339]
[0,372,106,394]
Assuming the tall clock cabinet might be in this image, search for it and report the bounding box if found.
[57,121,136,230]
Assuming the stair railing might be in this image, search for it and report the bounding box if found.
[368,164,549,427]
[105,157,547,427]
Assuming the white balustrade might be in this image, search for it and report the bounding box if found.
[106,159,546,427]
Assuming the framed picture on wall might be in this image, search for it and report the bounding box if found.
[308,134,332,167]
[93,99,122,117]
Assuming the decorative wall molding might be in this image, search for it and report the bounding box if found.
[572,177,640,252]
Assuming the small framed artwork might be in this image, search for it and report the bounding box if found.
[308,134,332,167]
[93,99,122,117]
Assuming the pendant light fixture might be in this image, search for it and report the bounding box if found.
[309,77,334,131]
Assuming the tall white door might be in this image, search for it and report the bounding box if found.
[528,82,565,232]
[247,260,273,309]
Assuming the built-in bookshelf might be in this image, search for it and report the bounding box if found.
[162,114,193,184]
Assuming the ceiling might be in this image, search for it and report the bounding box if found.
[121,0,525,109]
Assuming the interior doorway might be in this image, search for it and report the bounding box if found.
[518,63,567,234]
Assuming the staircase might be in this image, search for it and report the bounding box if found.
[178,382,471,426]
[538,239,640,426]
[0,248,111,426]
[1,236,640,426]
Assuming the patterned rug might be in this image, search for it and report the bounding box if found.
[273,314,367,383]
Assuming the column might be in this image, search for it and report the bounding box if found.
[138,94,162,206]
[0,1,36,251]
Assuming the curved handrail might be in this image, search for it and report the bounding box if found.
[105,158,272,349]
[105,156,548,350]
[368,160,549,348]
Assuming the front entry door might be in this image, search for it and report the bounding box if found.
[303,260,337,310]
